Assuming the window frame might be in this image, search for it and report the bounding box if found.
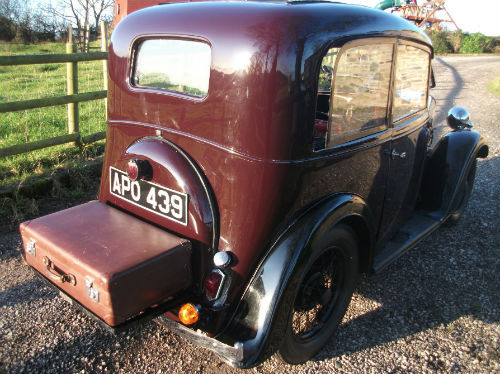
[391,39,432,126]
[325,38,396,149]
[313,37,432,152]
[128,36,212,101]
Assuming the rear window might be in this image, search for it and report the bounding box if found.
[132,39,211,98]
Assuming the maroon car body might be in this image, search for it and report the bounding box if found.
[20,0,488,368]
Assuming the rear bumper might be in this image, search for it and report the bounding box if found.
[154,315,245,366]
[31,258,246,366]
[31,260,246,366]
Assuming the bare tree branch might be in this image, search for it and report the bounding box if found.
[90,0,114,30]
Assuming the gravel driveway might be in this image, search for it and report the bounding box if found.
[1,56,499,374]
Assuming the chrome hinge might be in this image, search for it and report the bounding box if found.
[26,238,36,257]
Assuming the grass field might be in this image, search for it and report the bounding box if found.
[487,75,500,96]
[0,42,107,186]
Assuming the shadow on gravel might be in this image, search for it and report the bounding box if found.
[7,321,153,373]
[0,240,22,261]
[0,278,52,308]
[0,248,21,261]
[9,328,115,373]
[430,58,464,142]
[317,156,500,362]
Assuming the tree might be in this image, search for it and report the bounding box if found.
[0,0,63,43]
[425,30,453,54]
[0,15,16,41]
[0,0,23,22]
[90,0,114,33]
[460,33,493,54]
[44,0,114,50]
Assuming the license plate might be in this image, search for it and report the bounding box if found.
[109,166,188,226]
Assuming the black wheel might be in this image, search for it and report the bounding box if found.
[445,159,477,227]
[277,224,358,364]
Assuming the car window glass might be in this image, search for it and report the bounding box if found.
[318,48,339,91]
[327,43,393,148]
[314,47,339,150]
[133,39,211,98]
[392,44,429,121]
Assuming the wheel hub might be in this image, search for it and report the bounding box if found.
[292,250,340,338]
[295,272,333,311]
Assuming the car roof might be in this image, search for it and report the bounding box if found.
[109,1,432,161]
[114,1,432,52]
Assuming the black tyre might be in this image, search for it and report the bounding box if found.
[277,224,358,364]
[445,159,476,227]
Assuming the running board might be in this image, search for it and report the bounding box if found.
[372,213,441,272]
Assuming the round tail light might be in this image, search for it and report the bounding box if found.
[127,159,152,181]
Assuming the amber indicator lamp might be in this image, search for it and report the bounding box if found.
[178,303,199,325]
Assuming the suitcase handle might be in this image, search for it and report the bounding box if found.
[42,256,76,286]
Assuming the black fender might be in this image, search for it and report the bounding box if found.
[418,129,488,218]
[221,193,375,368]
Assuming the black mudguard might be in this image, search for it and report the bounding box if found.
[221,193,375,368]
[418,129,488,218]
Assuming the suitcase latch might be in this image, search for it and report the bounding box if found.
[26,238,36,257]
[42,256,76,285]
[85,276,99,302]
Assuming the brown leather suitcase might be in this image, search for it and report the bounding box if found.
[20,200,192,326]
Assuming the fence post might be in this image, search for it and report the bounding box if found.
[84,22,90,53]
[66,42,80,145]
[101,21,108,120]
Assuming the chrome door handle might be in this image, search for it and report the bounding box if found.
[391,149,407,159]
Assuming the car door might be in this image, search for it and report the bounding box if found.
[377,41,432,243]
[312,39,395,226]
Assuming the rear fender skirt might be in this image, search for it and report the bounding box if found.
[418,129,488,217]
[219,193,375,368]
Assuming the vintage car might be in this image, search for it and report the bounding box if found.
[20,0,488,368]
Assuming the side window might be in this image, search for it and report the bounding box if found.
[327,43,393,147]
[318,48,339,91]
[392,44,430,121]
[314,48,339,151]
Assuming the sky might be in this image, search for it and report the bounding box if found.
[33,0,500,36]
[339,0,500,36]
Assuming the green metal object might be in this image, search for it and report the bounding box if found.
[374,0,409,11]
